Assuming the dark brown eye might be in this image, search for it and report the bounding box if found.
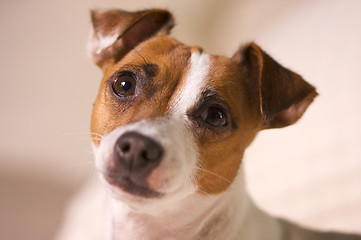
[112,74,136,97]
[203,106,228,127]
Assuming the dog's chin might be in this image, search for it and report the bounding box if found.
[103,173,162,199]
[100,170,197,213]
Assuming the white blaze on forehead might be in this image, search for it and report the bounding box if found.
[171,51,210,115]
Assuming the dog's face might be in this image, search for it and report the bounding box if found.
[88,9,317,211]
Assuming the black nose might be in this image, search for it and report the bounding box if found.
[112,131,163,179]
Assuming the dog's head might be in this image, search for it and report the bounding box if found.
[88,9,317,211]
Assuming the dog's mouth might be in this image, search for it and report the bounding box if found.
[104,173,162,198]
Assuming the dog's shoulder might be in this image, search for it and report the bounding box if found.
[55,177,106,240]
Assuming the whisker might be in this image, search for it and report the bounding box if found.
[58,131,104,139]
[90,133,104,139]
[57,132,105,145]
[91,137,103,141]
[134,49,149,65]
[194,166,232,184]
[196,188,211,196]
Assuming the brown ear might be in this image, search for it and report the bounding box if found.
[88,9,174,69]
[233,43,318,129]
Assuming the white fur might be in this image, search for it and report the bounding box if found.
[171,51,210,116]
[104,169,273,240]
[87,26,121,57]
[96,33,119,53]
[93,117,198,214]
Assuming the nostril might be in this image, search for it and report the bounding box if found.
[121,143,131,153]
[141,149,158,161]
[141,150,149,161]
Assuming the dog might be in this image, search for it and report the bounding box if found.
[57,8,361,240]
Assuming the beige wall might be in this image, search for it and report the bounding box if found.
[1,0,360,239]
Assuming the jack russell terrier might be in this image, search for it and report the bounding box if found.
[58,8,361,240]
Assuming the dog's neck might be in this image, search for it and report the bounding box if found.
[106,167,282,240]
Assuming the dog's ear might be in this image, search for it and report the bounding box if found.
[88,9,174,69]
[233,43,317,129]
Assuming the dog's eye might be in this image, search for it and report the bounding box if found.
[112,74,136,97]
[203,106,228,127]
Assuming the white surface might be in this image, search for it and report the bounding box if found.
[245,0,361,232]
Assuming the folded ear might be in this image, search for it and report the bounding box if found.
[88,9,174,69]
[233,43,318,129]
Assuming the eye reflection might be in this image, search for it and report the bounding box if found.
[203,106,228,127]
[112,74,136,97]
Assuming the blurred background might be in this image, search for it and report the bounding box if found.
[1,0,360,239]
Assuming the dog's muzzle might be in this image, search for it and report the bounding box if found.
[104,131,163,198]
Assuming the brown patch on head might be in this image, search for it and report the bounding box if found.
[194,42,317,195]
[91,36,191,145]
[189,55,261,195]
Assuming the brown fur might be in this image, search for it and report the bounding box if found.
[91,36,192,146]
[193,56,261,194]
